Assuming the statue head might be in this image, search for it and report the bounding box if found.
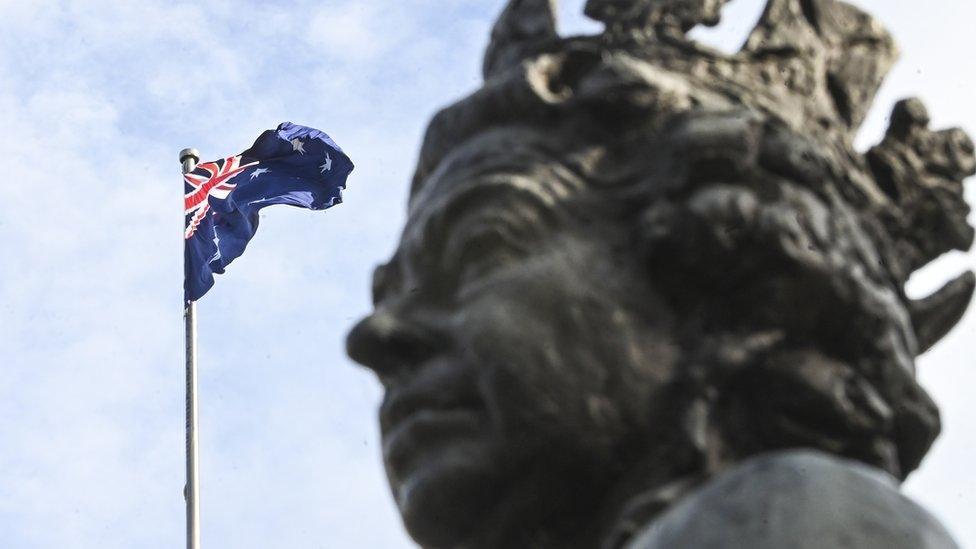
[346,1,975,547]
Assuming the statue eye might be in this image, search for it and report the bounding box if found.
[457,244,520,289]
[449,226,527,293]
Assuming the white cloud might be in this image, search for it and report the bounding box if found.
[306,3,406,64]
[0,1,972,548]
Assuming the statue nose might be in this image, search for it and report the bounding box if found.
[346,310,442,377]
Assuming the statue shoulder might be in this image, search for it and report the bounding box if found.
[625,450,958,549]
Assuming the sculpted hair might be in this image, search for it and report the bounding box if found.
[409,0,974,479]
[617,111,948,480]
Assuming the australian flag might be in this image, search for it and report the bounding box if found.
[184,122,353,302]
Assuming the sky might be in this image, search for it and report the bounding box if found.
[0,1,973,547]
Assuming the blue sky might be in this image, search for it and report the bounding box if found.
[0,1,973,547]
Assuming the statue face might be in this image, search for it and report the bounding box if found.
[346,132,679,547]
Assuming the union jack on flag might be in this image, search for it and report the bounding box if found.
[184,155,257,240]
[184,122,353,302]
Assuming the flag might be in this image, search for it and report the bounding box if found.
[184,122,353,302]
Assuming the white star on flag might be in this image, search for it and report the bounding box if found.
[290,138,305,154]
[250,167,270,180]
[320,153,332,173]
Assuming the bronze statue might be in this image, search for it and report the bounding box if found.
[346,1,974,547]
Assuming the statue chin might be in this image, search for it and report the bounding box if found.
[393,447,503,548]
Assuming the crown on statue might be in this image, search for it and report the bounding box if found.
[411,0,974,355]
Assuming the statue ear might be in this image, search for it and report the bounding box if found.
[909,271,975,355]
[483,0,559,80]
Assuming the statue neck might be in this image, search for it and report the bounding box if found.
[461,448,703,549]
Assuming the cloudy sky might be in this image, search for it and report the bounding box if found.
[1,1,973,547]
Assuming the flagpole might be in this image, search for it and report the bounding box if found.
[181,147,201,549]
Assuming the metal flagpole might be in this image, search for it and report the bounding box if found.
[180,147,201,549]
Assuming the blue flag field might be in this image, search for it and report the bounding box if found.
[183,122,353,302]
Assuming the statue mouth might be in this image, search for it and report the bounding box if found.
[380,372,489,482]
[383,407,487,481]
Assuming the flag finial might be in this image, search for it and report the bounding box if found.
[180,148,200,164]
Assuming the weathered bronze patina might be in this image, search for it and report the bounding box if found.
[347,1,973,547]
